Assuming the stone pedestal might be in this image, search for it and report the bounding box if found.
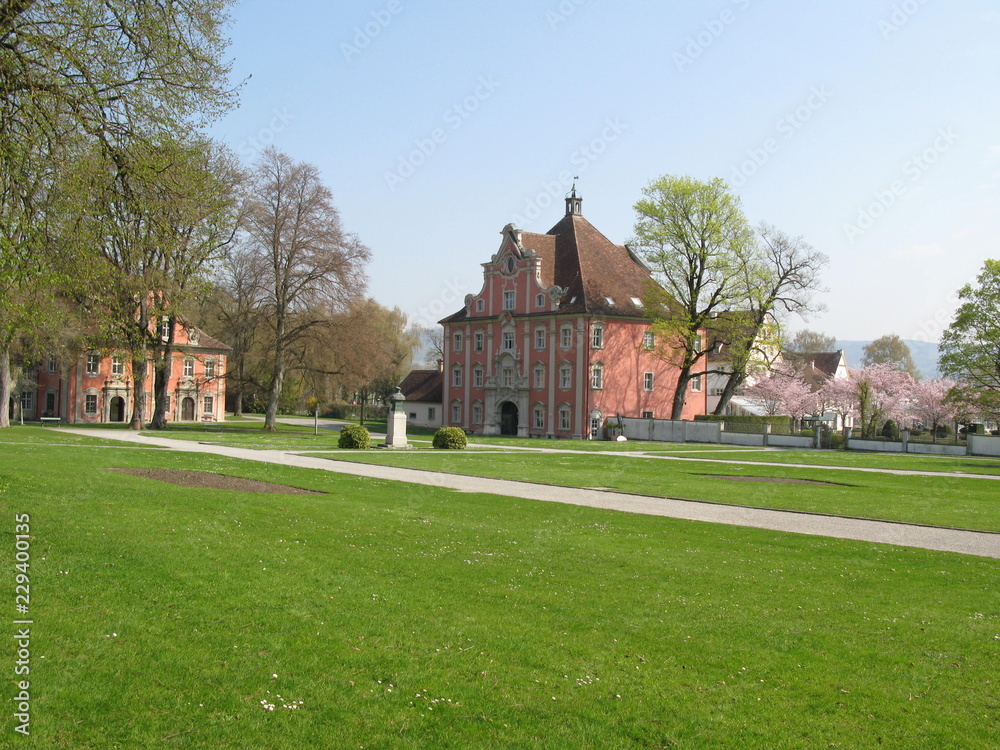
[380,387,410,449]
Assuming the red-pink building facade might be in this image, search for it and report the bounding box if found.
[23,320,229,424]
[440,191,706,439]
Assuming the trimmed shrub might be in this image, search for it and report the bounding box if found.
[433,427,468,450]
[695,414,792,435]
[825,432,845,450]
[338,424,371,449]
[799,429,814,438]
[881,419,899,441]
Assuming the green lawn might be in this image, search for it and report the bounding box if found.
[2,428,998,748]
[311,450,1000,532]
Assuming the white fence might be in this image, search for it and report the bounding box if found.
[968,434,1000,457]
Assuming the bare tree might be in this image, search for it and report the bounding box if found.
[243,149,370,430]
[712,222,828,414]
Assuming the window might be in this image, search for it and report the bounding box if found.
[204,360,216,379]
[536,293,546,308]
[631,297,644,308]
[160,319,171,340]
[505,257,515,274]
[45,392,56,414]
[503,290,515,310]
[473,368,483,388]
[692,335,704,353]
[560,326,573,348]
[591,363,603,390]
[86,353,100,376]
[592,325,603,349]
[476,299,484,313]
[533,366,545,389]
[451,402,462,424]
[20,391,33,413]
[690,374,703,392]
[533,407,544,430]
[472,403,483,424]
[642,410,655,419]
[502,368,514,387]
[559,407,571,431]
[46,357,56,375]
[427,407,436,421]
[111,355,125,376]
[643,331,655,349]
[474,332,484,352]
[502,331,515,351]
[452,368,462,388]
[644,372,654,391]
[183,358,194,378]
[453,332,463,352]
[560,365,571,389]
[535,328,546,349]
[590,415,602,439]
[84,393,98,416]
[203,395,214,414]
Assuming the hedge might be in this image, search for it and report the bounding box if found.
[694,414,792,435]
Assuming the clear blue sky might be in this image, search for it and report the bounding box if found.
[210,0,1000,344]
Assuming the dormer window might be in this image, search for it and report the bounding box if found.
[536,293,545,308]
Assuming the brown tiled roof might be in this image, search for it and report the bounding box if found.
[441,211,656,323]
[784,350,845,388]
[400,369,443,404]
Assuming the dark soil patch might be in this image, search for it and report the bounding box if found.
[107,468,325,495]
[699,474,848,487]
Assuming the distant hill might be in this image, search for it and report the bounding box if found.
[835,340,941,379]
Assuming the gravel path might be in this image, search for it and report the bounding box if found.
[62,429,1000,559]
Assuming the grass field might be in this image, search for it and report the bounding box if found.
[1,426,998,748]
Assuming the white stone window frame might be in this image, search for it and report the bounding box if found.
[85,352,100,376]
[534,327,546,350]
[502,290,516,311]
[532,404,545,430]
[560,325,573,349]
[644,372,654,391]
[591,362,604,390]
[592,324,604,350]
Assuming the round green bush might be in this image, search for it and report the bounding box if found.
[338,424,371,449]
[432,427,468,450]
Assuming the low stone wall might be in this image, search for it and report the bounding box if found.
[907,442,967,456]
[847,438,905,452]
[620,418,722,444]
[720,432,765,447]
[768,434,815,449]
[968,434,1000,457]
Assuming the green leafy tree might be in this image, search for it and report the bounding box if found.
[632,175,757,419]
[863,334,920,379]
[785,329,837,353]
[939,260,1000,396]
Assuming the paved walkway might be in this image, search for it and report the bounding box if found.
[62,429,1000,559]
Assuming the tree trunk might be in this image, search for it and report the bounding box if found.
[671,367,692,420]
[130,355,147,429]
[0,346,11,429]
[712,372,746,415]
[150,350,171,429]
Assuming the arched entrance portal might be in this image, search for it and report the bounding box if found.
[109,396,126,423]
[181,397,195,421]
[499,401,519,436]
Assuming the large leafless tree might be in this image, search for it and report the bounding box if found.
[243,149,370,430]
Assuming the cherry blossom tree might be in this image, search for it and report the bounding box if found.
[744,367,815,429]
[850,363,914,439]
[910,378,957,441]
[818,375,857,430]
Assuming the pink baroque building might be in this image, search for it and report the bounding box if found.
[23,319,229,424]
[439,189,707,439]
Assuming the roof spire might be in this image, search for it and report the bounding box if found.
[565,177,582,216]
